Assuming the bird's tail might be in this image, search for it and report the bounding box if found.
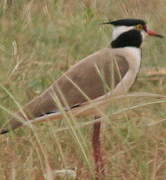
[0,128,9,134]
[0,122,23,134]
[0,112,28,134]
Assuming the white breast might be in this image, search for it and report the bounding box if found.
[111,47,141,95]
[124,47,141,71]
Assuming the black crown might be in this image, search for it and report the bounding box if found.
[106,18,146,26]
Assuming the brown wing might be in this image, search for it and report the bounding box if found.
[1,48,129,132]
[22,48,129,118]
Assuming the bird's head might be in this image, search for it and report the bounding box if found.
[102,18,163,48]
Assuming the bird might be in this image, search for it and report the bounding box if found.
[0,18,163,179]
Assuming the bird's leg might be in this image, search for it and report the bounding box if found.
[92,116,105,179]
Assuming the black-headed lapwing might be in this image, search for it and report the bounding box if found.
[0,18,163,179]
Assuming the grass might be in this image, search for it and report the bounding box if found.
[0,0,166,179]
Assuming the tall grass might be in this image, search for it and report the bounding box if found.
[0,0,165,179]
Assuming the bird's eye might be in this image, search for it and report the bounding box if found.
[135,24,143,30]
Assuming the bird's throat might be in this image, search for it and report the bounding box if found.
[111,29,143,48]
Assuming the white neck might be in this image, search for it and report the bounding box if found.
[113,47,141,67]
[111,47,141,95]
[123,47,141,68]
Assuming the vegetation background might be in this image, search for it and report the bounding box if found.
[0,0,165,179]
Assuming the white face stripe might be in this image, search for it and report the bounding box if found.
[112,25,146,41]
[112,26,135,41]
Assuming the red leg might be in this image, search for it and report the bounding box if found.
[92,119,105,179]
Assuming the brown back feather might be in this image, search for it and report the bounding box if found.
[3,48,129,130]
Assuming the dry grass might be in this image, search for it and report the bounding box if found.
[0,0,166,179]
